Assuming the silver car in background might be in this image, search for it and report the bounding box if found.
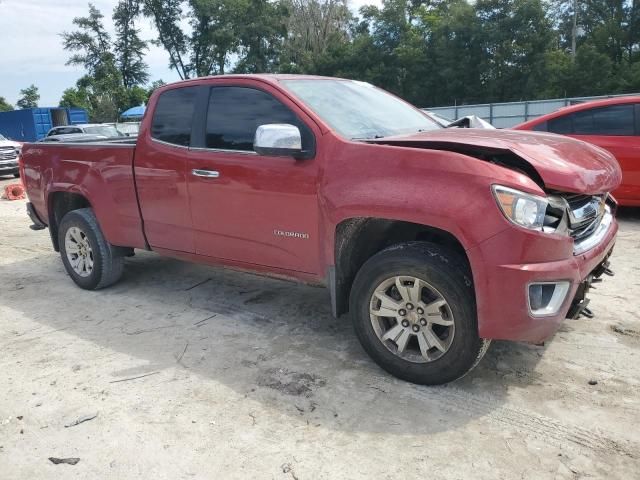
[45,124,124,140]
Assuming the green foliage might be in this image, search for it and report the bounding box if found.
[61,0,640,111]
[17,85,40,109]
[145,79,166,103]
[232,0,289,73]
[142,0,191,78]
[0,96,13,112]
[61,2,150,121]
[61,4,114,75]
[59,87,92,111]
[113,0,149,88]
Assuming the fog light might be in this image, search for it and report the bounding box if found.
[528,282,570,317]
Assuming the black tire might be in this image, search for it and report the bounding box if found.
[13,172,20,178]
[350,241,490,385]
[58,208,124,290]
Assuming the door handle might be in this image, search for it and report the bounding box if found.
[192,169,220,178]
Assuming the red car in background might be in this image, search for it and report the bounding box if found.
[514,97,640,206]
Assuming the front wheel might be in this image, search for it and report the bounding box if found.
[350,242,490,385]
[58,208,124,290]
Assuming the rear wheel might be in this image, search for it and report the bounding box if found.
[350,242,490,385]
[58,208,124,290]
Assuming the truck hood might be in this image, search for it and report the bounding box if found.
[369,128,622,194]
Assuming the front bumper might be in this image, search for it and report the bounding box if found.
[468,215,618,343]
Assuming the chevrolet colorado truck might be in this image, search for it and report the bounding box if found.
[21,75,621,385]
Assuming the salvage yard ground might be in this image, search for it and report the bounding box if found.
[1,176,639,479]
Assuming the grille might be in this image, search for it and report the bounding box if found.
[0,147,18,161]
[564,194,606,241]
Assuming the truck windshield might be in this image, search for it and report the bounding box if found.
[280,79,441,140]
[0,134,7,141]
[83,126,123,138]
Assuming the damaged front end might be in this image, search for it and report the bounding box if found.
[567,253,615,320]
[538,192,617,320]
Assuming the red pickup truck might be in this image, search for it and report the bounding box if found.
[21,75,621,385]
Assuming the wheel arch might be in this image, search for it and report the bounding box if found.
[47,190,92,252]
[330,217,472,317]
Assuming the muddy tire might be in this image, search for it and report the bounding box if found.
[58,208,124,290]
[350,242,490,385]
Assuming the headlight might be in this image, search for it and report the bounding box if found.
[492,185,548,230]
[15,146,22,156]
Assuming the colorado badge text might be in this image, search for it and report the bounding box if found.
[273,229,310,240]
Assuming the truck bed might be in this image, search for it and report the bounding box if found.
[22,139,147,250]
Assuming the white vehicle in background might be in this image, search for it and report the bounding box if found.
[113,122,141,137]
[0,133,21,178]
[45,124,124,140]
[422,110,453,127]
[422,110,496,129]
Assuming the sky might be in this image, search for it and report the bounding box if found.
[0,0,379,107]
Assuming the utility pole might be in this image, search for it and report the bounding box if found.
[571,0,578,58]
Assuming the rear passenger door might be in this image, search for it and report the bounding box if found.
[186,83,321,274]
[134,86,204,253]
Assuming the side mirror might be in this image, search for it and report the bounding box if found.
[254,124,304,158]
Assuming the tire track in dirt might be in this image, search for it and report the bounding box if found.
[198,299,639,460]
[412,387,638,459]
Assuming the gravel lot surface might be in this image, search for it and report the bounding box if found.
[1,176,639,479]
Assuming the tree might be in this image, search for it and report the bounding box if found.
[0,97,13,112]
[233,0,289,73]
[61,4,114,75]
[61,4,139,121]
[17,85,40,109]
[280,0,352,72]
[142,0,191,78]
[59,87,92,111]
[475,0,554,102]
[145,79,166,102]
[113,0,149,88]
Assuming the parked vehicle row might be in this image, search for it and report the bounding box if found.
[21,75,620,385]
[0,133,21,178]
[45,123,124,140]
[0,107,89,142]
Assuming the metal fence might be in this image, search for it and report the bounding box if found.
[425,93,640,128]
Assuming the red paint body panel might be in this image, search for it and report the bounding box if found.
[373,128,622,194]
[21,75,622,345]
[134,132,197,253]
[468,216,617,342]
[514,96,640,205]
[183,78,324,274]
[21,143,146,249]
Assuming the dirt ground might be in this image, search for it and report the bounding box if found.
[1,176,639,479]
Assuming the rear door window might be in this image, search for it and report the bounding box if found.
[572,104,635,136]
[547,115,573,134]
[532,121,548,132]
[151,87,198,147]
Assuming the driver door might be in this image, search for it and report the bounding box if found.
[187,84,321,275]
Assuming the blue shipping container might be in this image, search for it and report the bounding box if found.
[0,107,89,142]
